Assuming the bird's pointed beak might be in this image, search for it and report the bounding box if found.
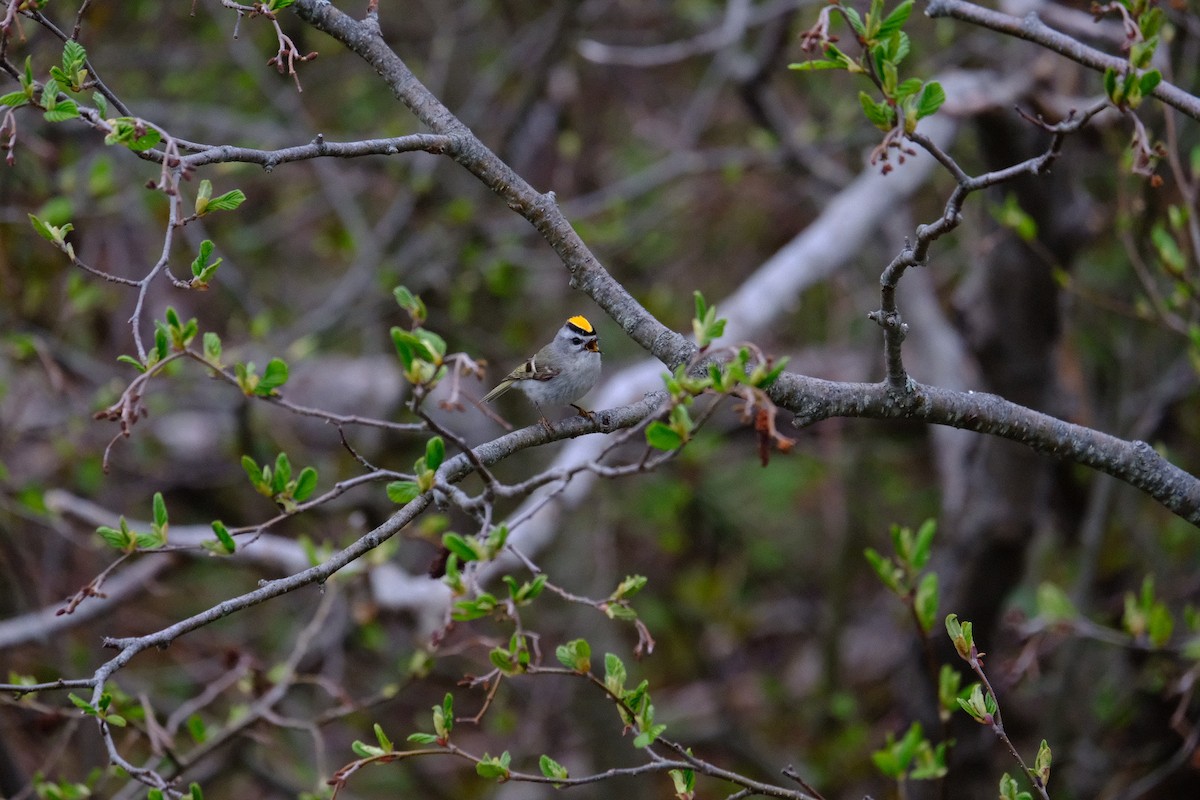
[587,339,601,354]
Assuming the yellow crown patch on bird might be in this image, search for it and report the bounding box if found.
[567,315,594,334]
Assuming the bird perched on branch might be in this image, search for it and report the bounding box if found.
[482,315,602,425]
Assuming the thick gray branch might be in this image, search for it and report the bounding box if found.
[289,0,1200,528]
[925,0,1200,121]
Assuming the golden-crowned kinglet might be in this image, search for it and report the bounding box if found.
[483,315,602,422]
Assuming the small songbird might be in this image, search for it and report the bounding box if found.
[482,315,602,423]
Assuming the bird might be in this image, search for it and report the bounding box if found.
[482,315,602,425]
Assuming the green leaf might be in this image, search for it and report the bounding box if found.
[1103,67,1121,105]
[154,323,169,362]
[911,518,936,568]
[210,520,236,554]
[206,189,246,213]
[372,723,393,752]
[878,0,913,39]
[442,532,481,563]
[937,664,962,719]
[407,732,438,744]
[916,81,945,120]
[604,652,627,695]
[843,6,865,36]
[788,58,845,71]
[202,331,222,363]
[998,772,1032,800]
[1130,35,1158,70]
[293,467,318,502]
[864,547,902,593]
[946,613,975,660]
[190,240,222,286]
[258,357,289,393]
[241,455,265,489]
[152,492,168,529]
[645,421,683,451]
[40,77,60,110]
[0,91,30,108]
[555,638,592,673]
[116,354,146,371]
[62,40,87,75]
[424,436,445,471]
[475,751,511,781]
[894,77,924,102]
[351,740,385,758]
[1034,739,1052,786]
[914,572,938,633]
[91,91,107,118]
[859,91,894,130]
[393,285,428,324]
[386,481,420,504]
[633,721,666,748]
[539,754,569,781]
[1035,582,1076,623]
[452,594,498,622]
[68,693,96,713]
[272,452,292,495]
[610,574,647,600]
[1139,69,1161,96]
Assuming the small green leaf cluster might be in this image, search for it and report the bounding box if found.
[190,240,223,289]
[96,493,168,552]
[990,194,1039,243]
[447,536,539,621]
[603,651,666,748]
[1122,575,1174,648]
[148,784,203,800]
[0,58,39,111]
[870,721,947,781]
[474,751,512,781]
[944,612,976,663]
[241,452,318,511]
[27,212,75,261]
[489,632,533,675]
[68,691,127,728]
[393,285,427,326]
[539,753,570,784]
[30,773,94,800]
[265,0,298,12]
[385,437,445,504]
[49,40,89,93]
[956,682,997,725]
[405,693,454,747]
[206,520,237,555]
[1102,3,1166,110]
[193,179,246,218]
[602,574,648,620]
[647,293,786,452]
[39,48,81,122]
[390,286,446,386]
[790,1,944,134]
[235,356,289,396]
[994,741,1052,800]
[691,290,725,349]
[102,116,161,152]
[864,518,938,633]
[669,762,696,800]
[1033,582,1078,625]
[352,722,397,758]
[555,638,591,673]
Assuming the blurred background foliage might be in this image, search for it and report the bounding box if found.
[1,0,1199,798]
